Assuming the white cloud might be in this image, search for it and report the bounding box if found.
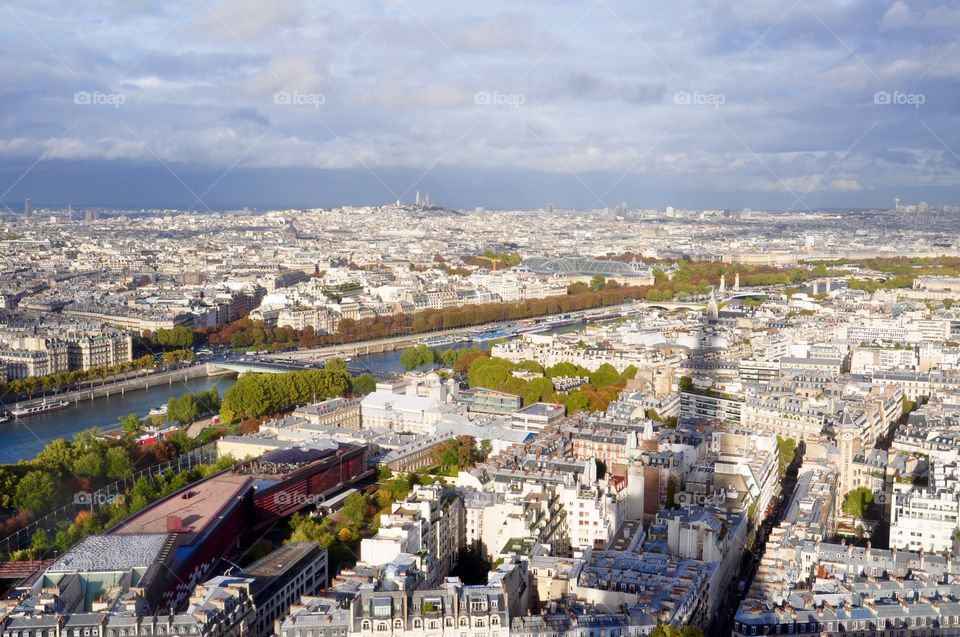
[881,1,914,30]
[197,0,303,41]
[828,178,864,191]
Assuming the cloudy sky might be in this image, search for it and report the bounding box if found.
[0,0,958,211]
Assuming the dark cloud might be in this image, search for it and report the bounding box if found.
[222,107,271,128]
[0,0,958,208]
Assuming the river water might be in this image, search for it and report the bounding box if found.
[2,321,589,464]
[1,375,238,464]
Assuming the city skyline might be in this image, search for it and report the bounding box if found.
[8,3,960,635]
[1,1,959,210]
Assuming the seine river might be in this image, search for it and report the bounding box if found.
[1,375,238,465]
[1,321,586,464]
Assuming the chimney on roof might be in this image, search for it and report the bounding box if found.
[167,516,186,532]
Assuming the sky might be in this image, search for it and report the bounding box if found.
[0,0,959,211]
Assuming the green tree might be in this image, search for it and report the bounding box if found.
[776,436,798,477]
[325,358,348,375]
[439,446,460,473]
[352,373,377,396]
[105,447,135,479]
[73,451,104,478]
[165,429,197,453]
[523,377,557,406]
[902,399,916,420]
[545,362,590,379]
[842,487,875,519]
[650,625,703,637]
[400,345,434,370]
[14,471,58,514]
[678,375,694,393]
[167,393,198,425]
[341,492,368,528]
[478,439,493,460]
[53,524,82,553]
[589,363,621,389]
[0,467,18,509]
[221,367,353,421]
[562,391,591,414]
[287,513,328,544]
[944,298,955,309]
[515,359,544,374]
[29,528,51,559]
[33,438,74,472]
[120,413,143,436]
[155,326,194,349]
[589,274,607,292]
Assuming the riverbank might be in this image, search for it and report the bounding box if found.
[6,364,233,411]
[0,374,238,465]
[0,305,643,463]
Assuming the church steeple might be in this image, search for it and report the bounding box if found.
[706,288,719,321]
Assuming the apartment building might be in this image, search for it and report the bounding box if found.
[361,485,465,586]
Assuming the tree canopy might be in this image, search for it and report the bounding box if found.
[167,387,220,425]
[842,487,875,519]
[776,436,798,477]
[400,344,435,370]
[650,624,704,637]
[14,471,59,514]
[220,367,353,422]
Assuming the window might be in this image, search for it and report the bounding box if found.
[372,598,393,619]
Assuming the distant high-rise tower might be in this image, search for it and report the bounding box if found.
[719,274,726,293]
[547,203,554,213]
[24,198,31,215]
[415,191,421,208]
[733,272,740,291]
[894,196,901,212]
